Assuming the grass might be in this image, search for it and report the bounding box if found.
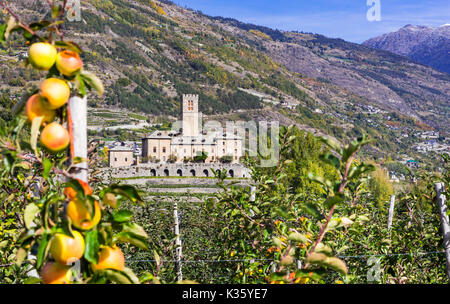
[128,113,148,120]
[143,192,211,199]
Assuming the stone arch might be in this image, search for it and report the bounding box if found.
[203,169,209,177]
[150,169,157,177]
[164,169,170,177]
[229,169,234,178]
[177,169,183,177]
[190,169,196,177]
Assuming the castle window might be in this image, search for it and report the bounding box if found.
[235,149,237,154]
[114,158,117,161]
[187,100,194,111]
[163,147,166,153]
[125,158,128,162]
[153,147,157,153]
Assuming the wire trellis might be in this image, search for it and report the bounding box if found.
[124,250,447,264]
[1,251,446,268]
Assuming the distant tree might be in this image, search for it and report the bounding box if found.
[220,155,233,164]
[194,152,208,163]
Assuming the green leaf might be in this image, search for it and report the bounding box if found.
[324,257,348,275]
[15,247,28,266]
[269,272,287,282]
[314,243,333,256]
[23,277,42,284]
[103,269,134,284]
[356,215,370,222]
[280,256,294,266]
[113,210,133,223]
[75,73,87,97]
[0,23,7,45]
[12,93,32,116]
[54,40,83,53]
[347,163,376,180]
[22,30,34,41]
[301,204,323,219]
[177,280,199,284]
[3,153,14,174]
[318,137,342,154]
[288,232,309,244]
[42,158,53,179]
[108,184,143,203]
[250,206,261,215]
[273,206,290,219]
[324,194,345,209]
[84,230,99,264]
[36,233,50,270]
[153,250,161,266]
[122,222,148,239]
[24,203,40,229]
[29,20,51,32]
[122,267,140,284]
[114,232,148,250]
[139,272,155,283]
[342,135,373,164]
[30,116,44,156]
[306,253,347,275]
[114,222,148,250]
[273,237,284,248]
[306,252,328,264]
[307,173,332,189]
[0,240,8,249]
[80,70,104,97]
[294,269,323,282]
[319,153,341,170]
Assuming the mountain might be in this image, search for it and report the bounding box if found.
[0,0,449,164]
[363,24,450,74]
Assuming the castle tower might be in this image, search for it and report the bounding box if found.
[182,94,199,137]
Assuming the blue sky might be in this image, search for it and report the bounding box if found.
[172,0,450,43]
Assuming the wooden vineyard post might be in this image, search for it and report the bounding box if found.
[435,182,450,281]
[250,186,256,202]
[387,195,395,230]
[174,200,183,281]
[67,96,88,183]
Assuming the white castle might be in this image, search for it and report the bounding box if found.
[109,94,243,167]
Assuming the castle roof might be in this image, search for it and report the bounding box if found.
[171,135,217,146]
[142,130,178,140]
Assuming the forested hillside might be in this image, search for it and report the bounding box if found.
[0,0,448,166]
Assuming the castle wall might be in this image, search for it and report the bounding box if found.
[108,150,135,167]
[142,138,171,162]
[99,163,251,180]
